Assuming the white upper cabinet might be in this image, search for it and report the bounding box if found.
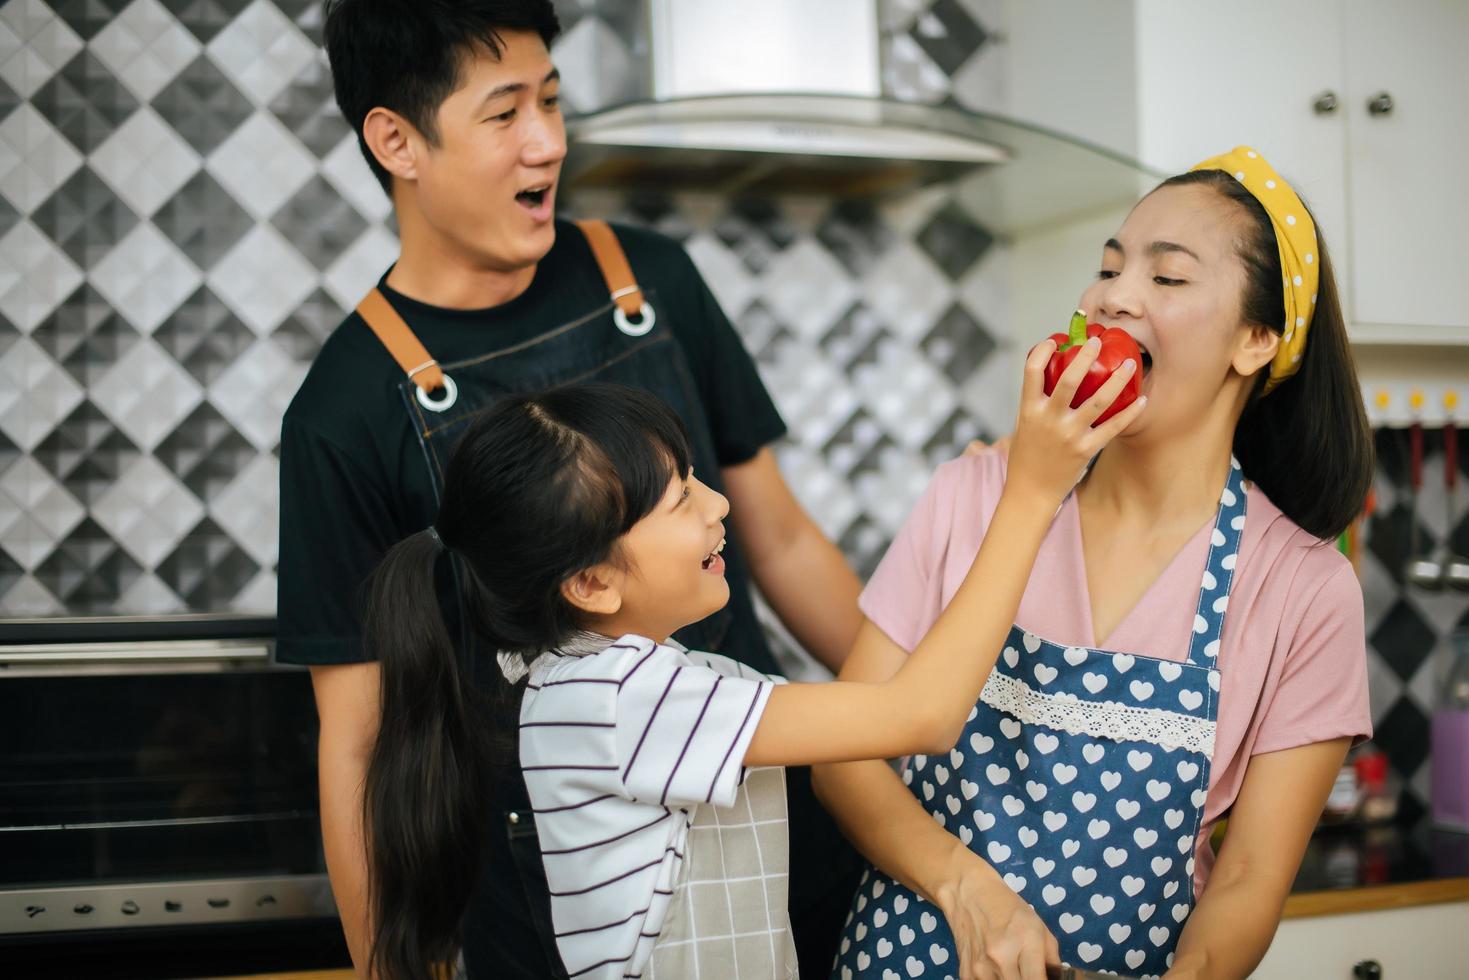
[1130,0,1349,292]
[1004,0,1467,341]
[1340,0,1469,336]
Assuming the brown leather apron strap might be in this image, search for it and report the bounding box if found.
[356,287,444,394]
[359,220,642,398]
[575,219,645,318]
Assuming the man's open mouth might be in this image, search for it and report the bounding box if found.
[516,184,552,208]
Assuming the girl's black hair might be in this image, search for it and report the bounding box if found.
[1154,169,1374,540]
[323,0,561,193]
[361,383,692,980]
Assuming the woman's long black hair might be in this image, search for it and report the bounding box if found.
[360,383,692,980]
[1155,169,1374,540]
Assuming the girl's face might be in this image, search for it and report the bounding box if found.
[576,469,731,642]
[1075,183,1277,440]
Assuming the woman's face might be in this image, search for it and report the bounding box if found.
[1076,183,1272,440]
[598,469,731,641]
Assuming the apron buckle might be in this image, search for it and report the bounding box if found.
[612,300,656,338]
[415,372,458,412]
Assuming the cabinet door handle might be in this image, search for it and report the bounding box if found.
[1313,91,1339,114]
[1367,92,1394,115]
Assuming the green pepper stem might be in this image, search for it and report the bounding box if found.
[1063,309,1088,350]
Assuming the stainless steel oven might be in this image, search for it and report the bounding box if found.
[0,616,335,947]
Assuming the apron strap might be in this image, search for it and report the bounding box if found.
[1185,457,1249,668]
[358,219,642,395]
[356,287,444,395]
[575,219,645,318]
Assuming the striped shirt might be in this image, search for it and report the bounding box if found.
[519,634,781,979]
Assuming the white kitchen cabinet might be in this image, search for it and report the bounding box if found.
[1339,0,1469,337]
[1129,0,1349,278]
[1253,901,1469,979]
[1003,0,1469,342]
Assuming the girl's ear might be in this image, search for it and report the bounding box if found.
[1234,321,1281,379]
[560,565,623,617]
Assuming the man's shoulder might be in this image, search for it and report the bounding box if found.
[282,309,399,441]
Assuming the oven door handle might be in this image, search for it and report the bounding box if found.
[0,641,277,676]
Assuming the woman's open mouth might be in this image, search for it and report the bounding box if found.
[701,538,726,575]
[1138,343,1153,382]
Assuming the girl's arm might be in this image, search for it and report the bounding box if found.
[745,338,1143,768]
[1164,738,1351,980]
[744,488,1055,765]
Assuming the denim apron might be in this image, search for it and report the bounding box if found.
[834,460,1247,980]
[355,221,763,977]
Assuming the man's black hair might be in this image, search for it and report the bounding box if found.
[324,0,561,194]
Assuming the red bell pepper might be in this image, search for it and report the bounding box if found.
[1042,309,1143,427]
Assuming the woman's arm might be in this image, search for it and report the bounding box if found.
[812,621,1062,980]
[1165,737,1351,980]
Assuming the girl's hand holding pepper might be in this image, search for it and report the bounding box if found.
[1005,332,1145,505]
[1042,309,1144,427]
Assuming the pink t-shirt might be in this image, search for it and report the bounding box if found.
[860,452,1372,894]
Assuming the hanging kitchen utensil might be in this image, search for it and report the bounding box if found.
[1406,420,1445,588]
[1444,424,1469,590]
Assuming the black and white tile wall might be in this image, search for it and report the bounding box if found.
[0,0,1456,816]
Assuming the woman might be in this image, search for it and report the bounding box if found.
[818,147,1374,980]
[359,363,1141,979]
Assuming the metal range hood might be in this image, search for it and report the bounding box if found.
[563,1,1011,197]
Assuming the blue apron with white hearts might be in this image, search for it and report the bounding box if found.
[834,460,1248,980]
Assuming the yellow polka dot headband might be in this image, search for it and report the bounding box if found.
[1190,146,1318,393]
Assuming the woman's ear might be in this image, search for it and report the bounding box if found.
[560,565,623,617]
[362,107,422,184]
[1234,321,1281,379]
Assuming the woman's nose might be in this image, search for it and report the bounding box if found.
[1094,273,1143,321]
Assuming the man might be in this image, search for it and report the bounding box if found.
[277,1,863,976]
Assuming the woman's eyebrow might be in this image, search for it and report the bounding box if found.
[1104,238,1202,261]
[1147,240,1201,261]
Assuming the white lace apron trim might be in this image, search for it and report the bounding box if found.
[979,671,1216,759]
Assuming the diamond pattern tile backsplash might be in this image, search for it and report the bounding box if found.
[0,0,1458,816]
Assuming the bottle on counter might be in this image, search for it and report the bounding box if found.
[1431,633,1469,832]
[1320,755,1363,825]
[1354,748,1398,825]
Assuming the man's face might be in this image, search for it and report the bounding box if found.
[410,30,565,272]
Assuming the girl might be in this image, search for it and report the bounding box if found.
[359,353,1143,980]
[818,146,1375,980]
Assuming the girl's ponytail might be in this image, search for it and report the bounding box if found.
[362,529,487,980]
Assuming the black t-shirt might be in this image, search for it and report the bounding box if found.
[275,219,787,667]
[276,220,858,977]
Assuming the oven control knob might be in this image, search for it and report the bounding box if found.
[1353,961,1383,980]
[121,900,140,916]
[73,904,93,915]
[23,906,44,919]
[256,894,277,907]
[165,900,182,913]
[206,897,230,909]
